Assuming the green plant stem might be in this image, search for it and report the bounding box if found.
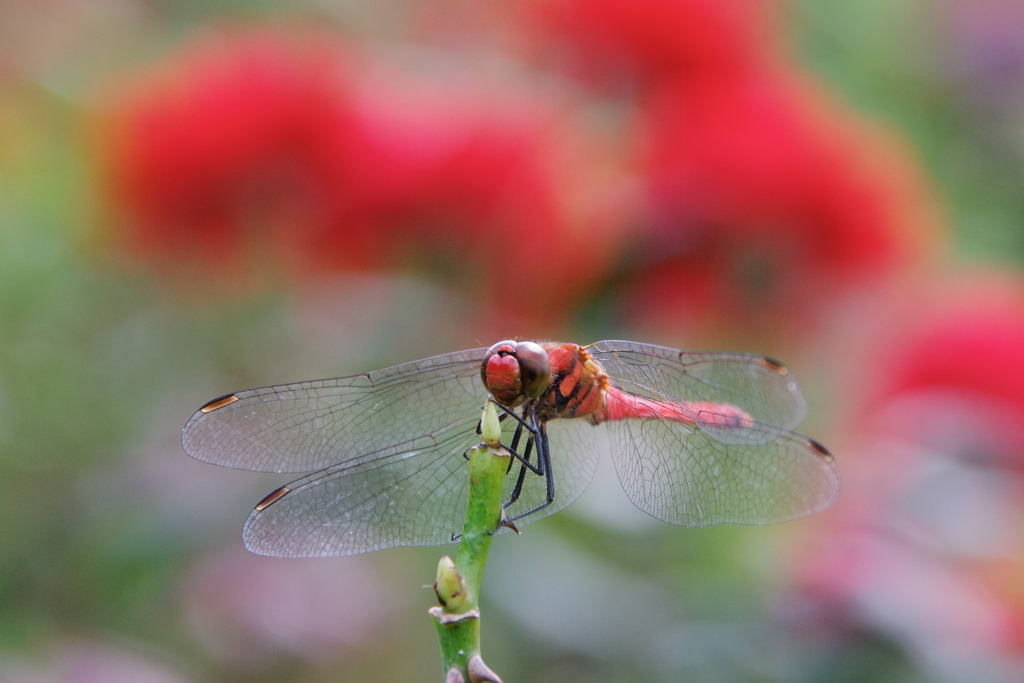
[430,402,508,683]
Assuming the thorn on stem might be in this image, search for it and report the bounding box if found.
[499,508,520,535]
[468,654,503,683]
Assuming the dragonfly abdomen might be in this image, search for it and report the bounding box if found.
[602,384,755,430]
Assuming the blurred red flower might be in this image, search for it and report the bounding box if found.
[536,0,779,90]
[792,275,1024,674]
[866,277,1024,466]
[101,32,361,274]
[614,74,939,335]
[100,31,620,320]
[301,74,623,318]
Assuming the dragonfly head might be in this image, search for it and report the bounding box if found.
[481,340,551,406]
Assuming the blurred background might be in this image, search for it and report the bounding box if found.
[2,0,1024,681]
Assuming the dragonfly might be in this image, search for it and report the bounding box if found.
[182,340,839,557]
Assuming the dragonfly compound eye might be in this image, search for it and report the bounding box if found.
[513,341,550,398]
[481,340,522,405]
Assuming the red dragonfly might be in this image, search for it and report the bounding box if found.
[182,340,839,557]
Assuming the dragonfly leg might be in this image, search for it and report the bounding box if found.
[502,419,556,524]
[504,433,534,507]
[503,407,547,509]
[492,402,533,431]
[541,421,554,505]
[506,420,525,474]
[489,403,544,476]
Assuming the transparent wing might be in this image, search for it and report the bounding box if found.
[242,419,478,556]
[587,340,838,525]
[181,348,487,473]
[603,417,839,526]
[586,340,807,434]
[242,409,603,557]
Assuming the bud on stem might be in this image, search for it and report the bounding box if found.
[434,555,470,613]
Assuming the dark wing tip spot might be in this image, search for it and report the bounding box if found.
[200,393,240,413]
[675,351,690,373]
[807,439,834,462]
[254,485,291,511]
[760,357,789,375]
